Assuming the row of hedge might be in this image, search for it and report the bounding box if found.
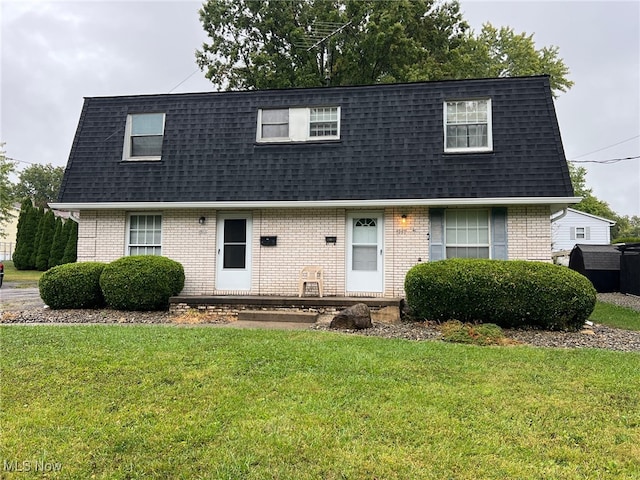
[405,259,596,331]
[39,256,185,311]
[13,198,78,270]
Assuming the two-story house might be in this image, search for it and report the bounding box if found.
[51,76,578,297]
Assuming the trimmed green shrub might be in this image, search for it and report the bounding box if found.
[39,262,107,309]
[405,259,597,331]
[99,256,185,311]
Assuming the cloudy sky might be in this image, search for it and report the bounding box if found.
[1,0,639,217]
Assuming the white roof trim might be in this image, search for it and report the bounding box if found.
[566,208,617,225]
[49,197,582,211]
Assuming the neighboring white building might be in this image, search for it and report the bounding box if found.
[552,208,616,253]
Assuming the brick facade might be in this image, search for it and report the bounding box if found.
[77,205,552,297]
[507,205,552,262]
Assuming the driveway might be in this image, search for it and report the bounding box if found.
[0,283,45,311]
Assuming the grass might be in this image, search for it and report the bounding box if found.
[1,326,639,479]
[590,301,640,331]
[1,261,42,285]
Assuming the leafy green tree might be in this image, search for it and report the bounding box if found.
[48,217,68,269]
[35,210,56,271]
[0,144,17,238]
[568,163,617,218]
[568,162,627,239]
[452,23,573,97]
[61,220,78,264]
[13,163,64,208]
[12,199,37,269]
[613,215,640,241]
[196,0,573,96]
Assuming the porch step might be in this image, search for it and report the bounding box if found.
[237,310,318,324]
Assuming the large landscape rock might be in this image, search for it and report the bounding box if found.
[329,303,372,330]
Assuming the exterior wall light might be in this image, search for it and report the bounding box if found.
[199,216,206,225]
[401,214,407,225]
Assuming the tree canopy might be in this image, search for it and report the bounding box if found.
[568,162,639,240]
[12,163,64,208]
[196,0,573,96]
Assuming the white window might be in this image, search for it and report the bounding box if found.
[445,209,490,258]
[260,109,289,140]
[123,113,165,160]
[128,214,162,255]
[571,226,590,240]
[310,107,339,137]
[257,107,340,142]
[444,99,492,152]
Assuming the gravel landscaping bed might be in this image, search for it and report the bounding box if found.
[2,293,639,352]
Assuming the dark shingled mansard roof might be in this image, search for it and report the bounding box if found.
[57,75,574,204]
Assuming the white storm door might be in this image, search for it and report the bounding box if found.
[346,212,384,292]
[216,213,252,291]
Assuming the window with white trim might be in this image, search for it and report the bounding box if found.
[310,107,339,137]
[257,107,340,142]
[444,99,492,152]
[123,113,165,160]
[445,209,490,258]
[571,226,590,240]
[260,109,289,139]
[128,214,162,255]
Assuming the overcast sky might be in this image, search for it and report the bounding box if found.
[1,0,639,217]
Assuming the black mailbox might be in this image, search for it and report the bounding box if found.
[260,236,277,246]
[325,236,337,244]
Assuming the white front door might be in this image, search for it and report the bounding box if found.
[346,212,384,293]
[216,213,252,291]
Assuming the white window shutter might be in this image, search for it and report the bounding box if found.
[586,227,591,240]
[570,227,575,240]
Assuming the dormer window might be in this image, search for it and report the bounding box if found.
[310,107,339,137]
[260,109,289,140]
[123,113,165,160]
[444,99,492,153]
[257,107,340,142]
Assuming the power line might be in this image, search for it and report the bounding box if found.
[572,134,640,159]
[570,155,640,164]
[5,156,37,166]
[167,69,200,94]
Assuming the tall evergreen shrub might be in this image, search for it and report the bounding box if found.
[29,207,45,268]
[61,220,78,264]
[12,199,37,270]
[48,218,67,268]
[35,210,56,271]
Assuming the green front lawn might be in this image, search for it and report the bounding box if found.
[1,326,638,479]
[1,260,42,285]
[590,302,640,331]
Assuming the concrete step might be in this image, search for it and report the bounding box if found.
[237,310,318,324]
